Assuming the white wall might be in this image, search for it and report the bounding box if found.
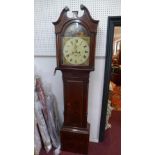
[34,0,120,142]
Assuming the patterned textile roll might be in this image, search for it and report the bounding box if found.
[34,92,52,153]
[34,76,62,153]
[35,77,48,120]
[46,95,61,148]
[34,115,41,155]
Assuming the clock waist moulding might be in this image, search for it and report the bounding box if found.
[53,5,99,154]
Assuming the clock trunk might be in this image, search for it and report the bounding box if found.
[63,71,89,128]
[61,70,90,154]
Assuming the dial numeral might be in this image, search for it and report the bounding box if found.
[83,55,86,59]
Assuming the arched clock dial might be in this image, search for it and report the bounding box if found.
[63,37,89,65]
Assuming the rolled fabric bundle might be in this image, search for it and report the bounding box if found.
[35,77,48,120]
[46,95,61,148]
[34,75,62,154]
[34,93,52,153]
[34,115,42,155]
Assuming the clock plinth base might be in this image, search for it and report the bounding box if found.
[60,124,90,154]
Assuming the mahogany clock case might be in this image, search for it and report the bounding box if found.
[53,5,99,154]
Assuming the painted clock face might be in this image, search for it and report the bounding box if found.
[63,37,90,65]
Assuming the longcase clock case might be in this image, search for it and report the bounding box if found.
[53,5,99,154]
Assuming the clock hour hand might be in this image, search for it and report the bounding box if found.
[75,50,80,54]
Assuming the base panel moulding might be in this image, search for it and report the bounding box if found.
[60,124,90,154]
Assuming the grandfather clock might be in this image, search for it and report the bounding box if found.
[53,5,99,154]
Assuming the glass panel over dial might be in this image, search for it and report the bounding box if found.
[62,23,90,66]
